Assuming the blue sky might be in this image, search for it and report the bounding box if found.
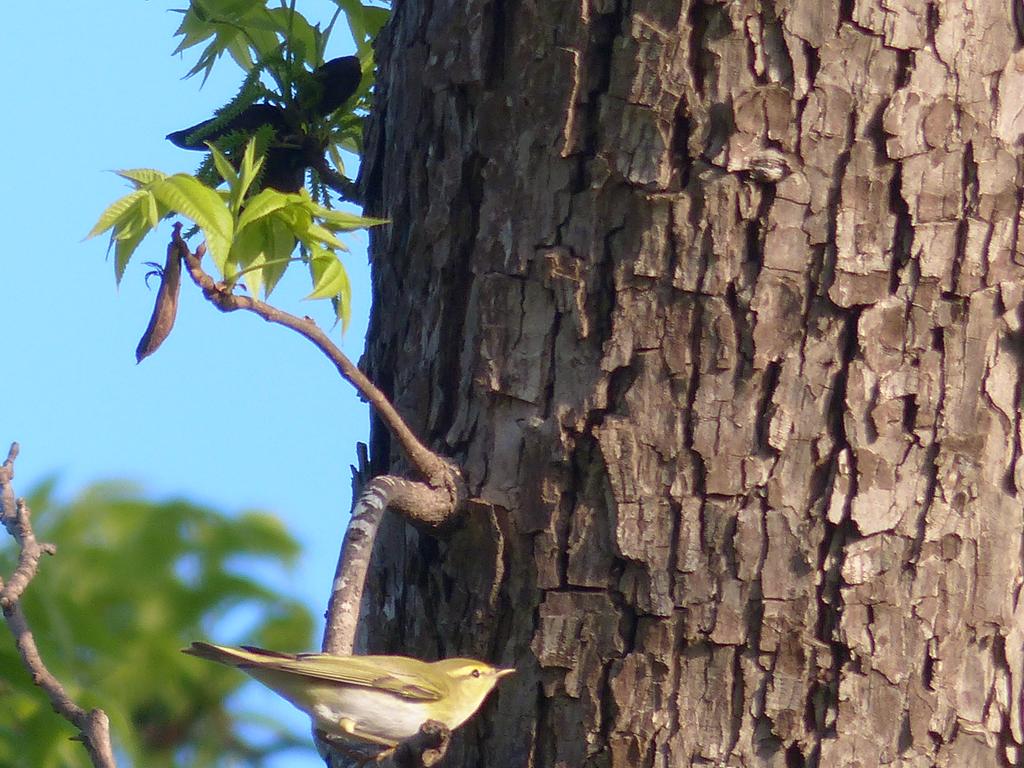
[4,2,371,764]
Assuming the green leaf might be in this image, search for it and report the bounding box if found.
[235,187,289,232]
[150,174,234,271]
[182,40,226,83]
[334,264,352,332]
[267,7,318,63]
[113,223,150,285]
[332,0,389,46]
[327,144,347,176]
[87,189,148,239]
[230,226,266,298]
[245,29,288,69]
[106,201,157,284]
[171,8,215,55]
[276,201,314,235]
[261,217,296,296]
[115,168,169,187]
[235,138,265,204]
[310,242,353,333]
[151,175,232,238]
[357,7,390,47]
[144,192,161,228]
[361,6,390,38]
[226,33,256,71]
[306,222,347,250]
[315,205,388,232]
[197,0,264,20]
[230,215,298,298]
[306,246,350,302]
[207,143,239,189]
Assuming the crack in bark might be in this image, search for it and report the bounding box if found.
[754,360,783,456]
[888,162,914,294]
[950,141,978,294]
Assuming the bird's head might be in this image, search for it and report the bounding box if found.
[430,659,515,727]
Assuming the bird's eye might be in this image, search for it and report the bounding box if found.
[471,669,481,678]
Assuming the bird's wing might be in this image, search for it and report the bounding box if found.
[184,643,444,701]
[253,652,444,702]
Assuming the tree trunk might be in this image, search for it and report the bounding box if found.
[359,1,1024,765]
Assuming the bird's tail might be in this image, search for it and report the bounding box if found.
[183,641,295,668]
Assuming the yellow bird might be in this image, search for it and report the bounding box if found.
[183,642,514,747]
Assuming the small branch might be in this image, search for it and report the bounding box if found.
[0,445,55,609]
[0,443,118,768]
[386,721,450,767]
[319,720,450,768]
[312,157,361,203]
[322,476,457,656]
[0,497,56,605]
[172,226,454,490]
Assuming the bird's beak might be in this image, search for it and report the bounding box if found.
[495,667,516,679]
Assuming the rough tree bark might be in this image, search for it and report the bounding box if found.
[358,0,1024,765]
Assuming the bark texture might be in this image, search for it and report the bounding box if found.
[360,1,1024,765]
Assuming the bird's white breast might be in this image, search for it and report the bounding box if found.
[309,686,428,743]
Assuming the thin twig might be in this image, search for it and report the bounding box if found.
[0,444,55,608]
[0,443,118,768]
[0,498,56,606]
[172,225,454,490]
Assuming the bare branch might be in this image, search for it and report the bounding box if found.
[0,498,56,605]
[0,443,118,768]
[0,442,18,516]
[318,720,450,768]
[322,475,457,656]
[385,721,450,768]
[0,444,55,608]
[320,470,460,766]
[172,225,454,488]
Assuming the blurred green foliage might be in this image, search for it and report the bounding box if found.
[0,481,315,767]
